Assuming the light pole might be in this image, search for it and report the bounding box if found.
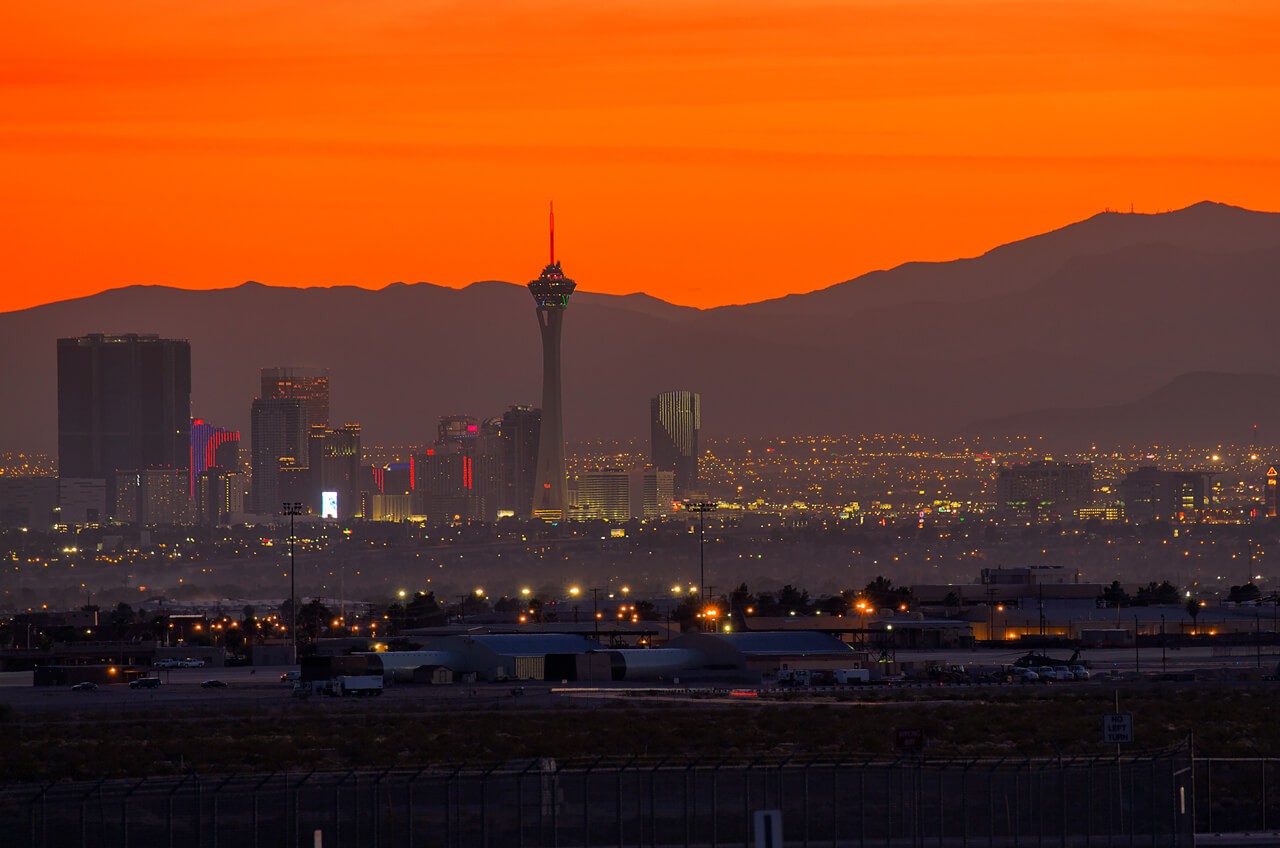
[1161,614,1167,673]
[282,502,303,664]
[685,501,717,600]
[1133,615,1140,673]
[591,588,601,640]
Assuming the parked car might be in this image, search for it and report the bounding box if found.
[200,679,228,689]
[153,658,179,668]
[178,659,206,668]
[1070,665,1091,680]
[280,671,301,684]
[1013,668,1040,683]
[129,677,161,690]
[70,682,98,691]
[1053,665,1074,681]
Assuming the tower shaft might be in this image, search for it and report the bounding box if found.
[531,307,569,519]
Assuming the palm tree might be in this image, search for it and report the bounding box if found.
[1186,597,1202,635]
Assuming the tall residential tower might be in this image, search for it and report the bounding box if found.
[528,206,576,520]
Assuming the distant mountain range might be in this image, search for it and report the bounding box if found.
[1,201,1277,451]
[966,372,1280,448]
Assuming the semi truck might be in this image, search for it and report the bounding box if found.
[832,668,871,684]
[327,675,384,697]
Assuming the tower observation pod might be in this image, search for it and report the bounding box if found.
[528,204,576,520]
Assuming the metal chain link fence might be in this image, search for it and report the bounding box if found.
[1,751,1196,848]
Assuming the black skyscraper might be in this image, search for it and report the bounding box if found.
[501,405,541,516]
[57,334,192,515]
[260,366,329,430]
[250,397,308,515]
[651,390,700,495]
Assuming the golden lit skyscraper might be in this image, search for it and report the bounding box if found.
[651,390,700,495]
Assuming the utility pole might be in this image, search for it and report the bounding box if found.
[1133,615,1140,673]
[591,588,601,640]
[987,588,995,642]
[282,502,303,665]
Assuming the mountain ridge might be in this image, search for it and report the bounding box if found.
[8,200,1269,319]
[2,201,1278,452]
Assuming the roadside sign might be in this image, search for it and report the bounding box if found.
[1102,712,1133,744]
[753,810,783,848]
[895,728,925,752]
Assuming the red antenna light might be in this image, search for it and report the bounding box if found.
[549,201,555,265]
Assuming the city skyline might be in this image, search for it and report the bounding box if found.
[4,4,1279,840]
[5,201,1278,453]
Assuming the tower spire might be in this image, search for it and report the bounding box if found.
[550,200,555,265]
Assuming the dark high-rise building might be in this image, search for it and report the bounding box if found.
[260,367,329,430]
[1119,467,1209,523]
[500,405,540,516]
[190,419,240,495]
[372,460,415,497]
[995,461,1093,521]
[528,207,576,521]
[57,333,192,516]
[651,390,701,494]
[413,445,482,522]
[250,397,308,515]
[308,423,362,519]
[412,415,503,522]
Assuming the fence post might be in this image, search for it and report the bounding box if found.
[801,762,810,848]
[1207,758,1213,834]
[1261,759,1268,832]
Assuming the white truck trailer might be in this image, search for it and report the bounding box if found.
[832,668,871,684]
[328,675,384,697]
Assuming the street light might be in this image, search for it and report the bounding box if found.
[281,502,304,664]
[1161,613,1167,673]
[685,501,717,600]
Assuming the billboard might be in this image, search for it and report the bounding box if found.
[321,491,338,519]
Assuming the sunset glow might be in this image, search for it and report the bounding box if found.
[3,0,1277,311]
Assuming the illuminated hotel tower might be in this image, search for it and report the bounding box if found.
[528,205,576,520]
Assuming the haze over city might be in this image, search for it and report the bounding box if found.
[4,1,1279,312]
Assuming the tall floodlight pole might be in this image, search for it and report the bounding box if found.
[282,502,303,664]
[686,501,717,607]
[528,203,577,521]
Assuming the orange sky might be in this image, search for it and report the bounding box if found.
[2,0,1277,311]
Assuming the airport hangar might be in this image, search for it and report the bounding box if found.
[305,631,870,685]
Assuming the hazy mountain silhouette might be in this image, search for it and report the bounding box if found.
[966,372,1280,449]
[733,201,1280,314]
[1,202,1277,452]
